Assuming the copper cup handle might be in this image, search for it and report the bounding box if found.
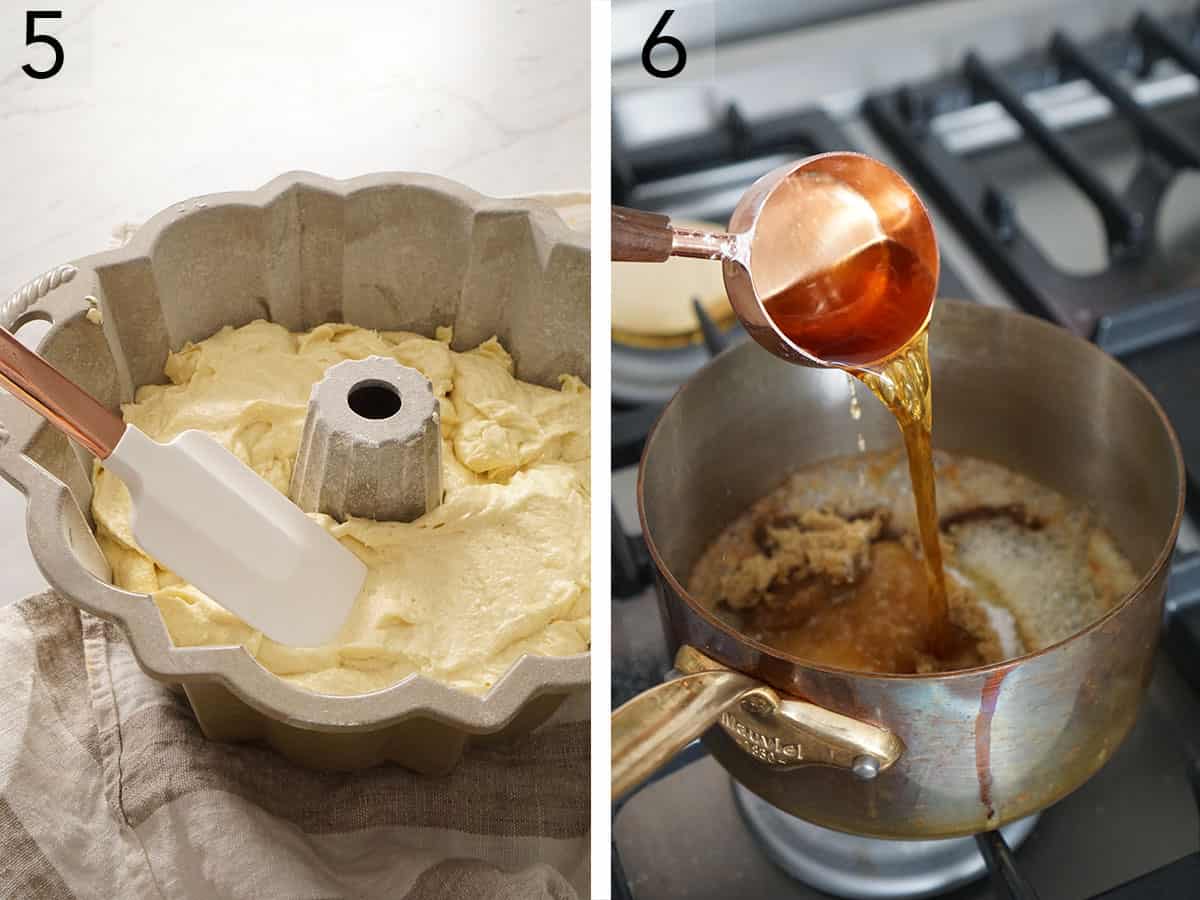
[612,206,674,262]
[611,206,743,264]
[612,646,904,801]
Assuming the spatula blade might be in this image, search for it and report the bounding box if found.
[102,427,366,646]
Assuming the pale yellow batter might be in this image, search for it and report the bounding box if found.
[90,321,590,696]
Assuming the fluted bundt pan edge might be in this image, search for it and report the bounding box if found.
[0,172,589,771]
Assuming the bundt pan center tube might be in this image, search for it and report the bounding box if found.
[0,172,590,772]
[290,355,443,523]
[621,300,1183,839]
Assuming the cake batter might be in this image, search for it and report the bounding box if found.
[91,320,590,696]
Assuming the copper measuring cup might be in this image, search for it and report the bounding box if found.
[612,151,940,367]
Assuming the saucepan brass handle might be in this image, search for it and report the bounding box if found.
[611,646,904,801]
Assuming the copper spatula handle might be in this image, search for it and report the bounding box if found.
[0,327,125,459]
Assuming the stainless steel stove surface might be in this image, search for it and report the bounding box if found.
[612,1,1200,897]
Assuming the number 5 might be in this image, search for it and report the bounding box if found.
[23,10,65,80]
[642,9,687,79]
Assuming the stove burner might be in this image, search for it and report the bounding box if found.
[734,784,1040,899]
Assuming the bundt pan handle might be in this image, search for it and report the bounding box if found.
[0,174,591,772]
[0,265,84,460]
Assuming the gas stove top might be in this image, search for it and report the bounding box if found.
[612,2,1200,897]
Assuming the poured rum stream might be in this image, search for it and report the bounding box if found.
[763,239,957,655]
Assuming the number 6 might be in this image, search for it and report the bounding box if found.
[642,9,687,79]
[23,10,65,80]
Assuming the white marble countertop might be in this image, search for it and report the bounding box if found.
[0,0,590,604]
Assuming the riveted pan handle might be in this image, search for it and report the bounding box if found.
[611,646,904,801]
[613,660,774,800]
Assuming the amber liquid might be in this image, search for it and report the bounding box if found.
[764,240,952,653]
[854,332,951,650]
[761,239,935,368]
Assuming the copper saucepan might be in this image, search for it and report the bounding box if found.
[613,299,1184,839]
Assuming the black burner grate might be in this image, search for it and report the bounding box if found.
[865,10,1200,354]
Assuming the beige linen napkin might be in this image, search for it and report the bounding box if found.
[0,593,588,900]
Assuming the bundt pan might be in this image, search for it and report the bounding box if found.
[0,172,590,772]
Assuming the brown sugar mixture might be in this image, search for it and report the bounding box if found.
[763,239,954,658]
[689,450,1138,674]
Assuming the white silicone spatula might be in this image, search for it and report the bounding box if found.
[0,326,366,646]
